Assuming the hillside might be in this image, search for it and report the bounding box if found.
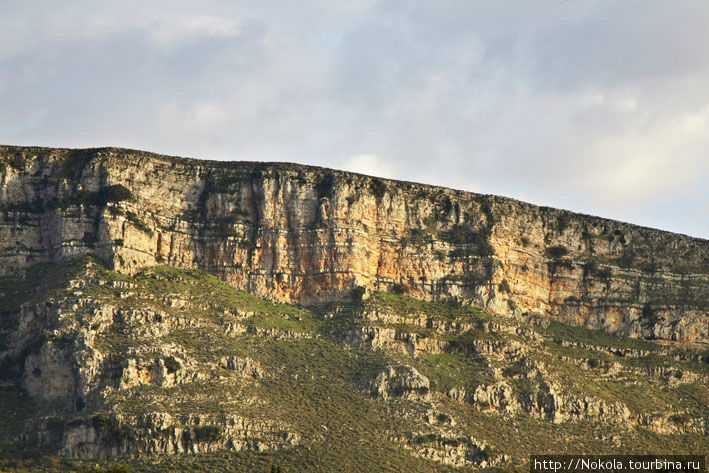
[0,146,707,472]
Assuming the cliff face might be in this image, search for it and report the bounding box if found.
[1,145,708,344]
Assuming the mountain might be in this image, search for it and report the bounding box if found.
[0,145,707,472]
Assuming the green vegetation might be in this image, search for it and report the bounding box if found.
[193,425,221,442]
[315,173,335,199]
[362,290,494,323]
[545,321,658,352]
[369,178,387,200]
[441,224,494,257]
[402,228,432,247]
[544,245,568,259]
[163,356,181,374]
[416,353,493,392]
[0,256,707,473]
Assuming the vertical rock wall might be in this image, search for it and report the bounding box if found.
[1,145,708,343]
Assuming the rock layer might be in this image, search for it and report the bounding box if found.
[2,145,708,344]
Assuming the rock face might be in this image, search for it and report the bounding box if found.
[1,145,708,345]
[0,253,706,468]
[370,365,430,400]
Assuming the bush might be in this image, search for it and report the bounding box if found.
[125,211,154,236]
[97,184,134,204]
[441,224,493,257]
[640,303,658,329]
[351,286,367,302]
[104,464,134,473]
[315,173,335,199]
[164,355,181,374]
[545,245,568,259]
[497,279,511,293]
[548,258,573,274]
[391,283,407,295]
[194,425,221,442]
[404,228,431,246]
[369,179,387,200]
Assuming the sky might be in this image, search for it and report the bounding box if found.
[2,1,709,238]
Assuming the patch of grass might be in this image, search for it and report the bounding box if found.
[243,312,320,333]
[545,321,659,352]
[0,256,103,313]
[416,353,493,392]
[363,291,494,324]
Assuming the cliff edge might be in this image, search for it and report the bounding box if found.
[1,145,708,344]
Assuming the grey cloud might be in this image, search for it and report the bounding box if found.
[1,0,708,237]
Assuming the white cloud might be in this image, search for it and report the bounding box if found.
[342,154,394,178]
[2,0,709,237]
[576,103,709,207]
[146,15,244,50]
[157,101,230,134]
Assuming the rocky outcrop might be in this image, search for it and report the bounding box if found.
[405,433,499,468]
[2,146,709,344]
[370,365,430,401]
[57,413,298,460]
[219,356,263,378]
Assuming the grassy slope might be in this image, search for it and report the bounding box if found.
[0,258,707,473]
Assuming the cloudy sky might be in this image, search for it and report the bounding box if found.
[2,1,709,238]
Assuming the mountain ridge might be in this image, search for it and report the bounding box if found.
[0,145,707,472]
[2,144,708,345]
[1,143,705,240]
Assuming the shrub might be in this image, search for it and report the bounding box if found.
[97,184,133,204]
[545,245,568,259]
[441,196,453,215]
[498,279,511,293]
[640,303,658,329]
[641,261,660,274]
[4,154,25,169]
[369,178,387,200]
[404,228,431,246]
[104,463,134,473]
[502,362,527,378]
[548,258,573,274]
[582,260,596,280]
[194,425,221,442]
[441,224,493,257]
[164,355,181,374]
[125,211,154,236]
[669,413,690,425]
[315,173,335,199]
[391,283,407,295]
[352,286,367,302]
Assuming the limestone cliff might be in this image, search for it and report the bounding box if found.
[1,145,708,345]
